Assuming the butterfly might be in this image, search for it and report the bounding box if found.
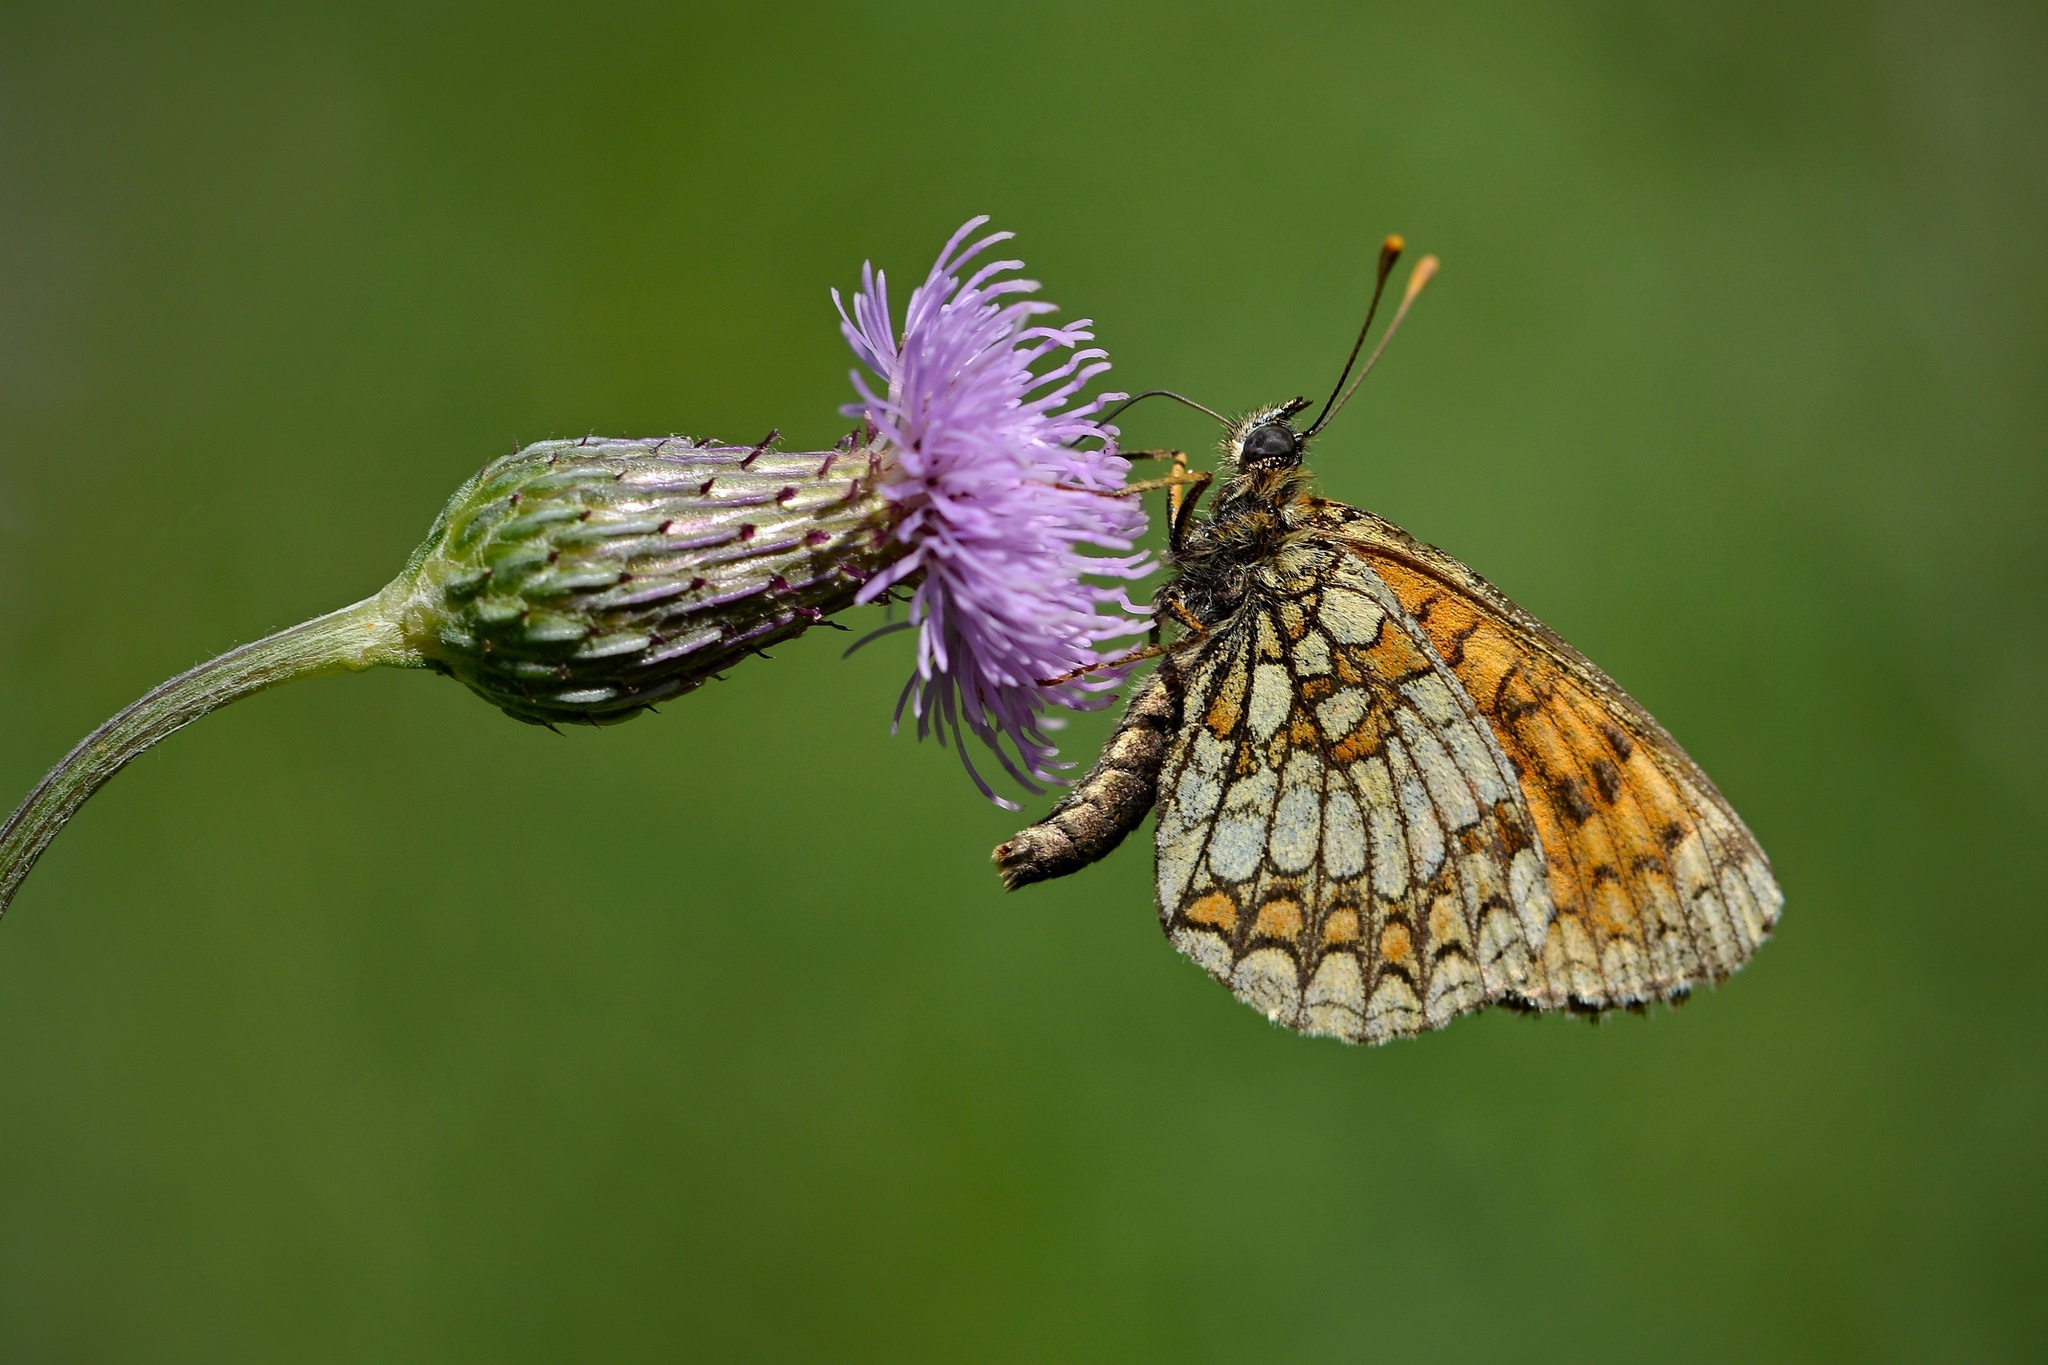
[994,239,1781,1044]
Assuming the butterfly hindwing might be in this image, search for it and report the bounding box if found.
[1153,541,1557,1043]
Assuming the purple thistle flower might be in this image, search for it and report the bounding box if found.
[835,217,1154,808]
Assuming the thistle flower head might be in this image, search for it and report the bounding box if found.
[836,218,1153,806]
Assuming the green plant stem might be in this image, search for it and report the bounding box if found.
[0,592,414,918]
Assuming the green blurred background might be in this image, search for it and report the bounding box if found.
[2,1,2042,1359]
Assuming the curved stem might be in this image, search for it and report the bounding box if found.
[0,594,410,917]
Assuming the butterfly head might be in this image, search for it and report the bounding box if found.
[1227,398,1312,473]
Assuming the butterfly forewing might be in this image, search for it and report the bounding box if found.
[1154,541,1558,1043]
[1310,502,1783,1011]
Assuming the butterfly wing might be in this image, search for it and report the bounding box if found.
[1153,540,1558,1043]
[1310,500,1783,1011]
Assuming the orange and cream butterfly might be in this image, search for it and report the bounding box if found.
[995,239,1781,1044]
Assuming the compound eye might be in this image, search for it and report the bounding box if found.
[1241,424,1299,466]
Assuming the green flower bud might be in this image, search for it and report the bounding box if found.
[0,431,900,915]
[395,435,896,727]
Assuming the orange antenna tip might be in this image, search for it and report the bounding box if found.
[1403,255,1439,305]
[1375,236,1405,284]
[1300,237,1429,439]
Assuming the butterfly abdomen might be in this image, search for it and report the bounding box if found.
[994,673,1179,891]
[995,470,1315,891]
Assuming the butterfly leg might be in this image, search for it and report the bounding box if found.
[1037,608,1210,687]
[1159,588,1206,634]
[1056,450,1212,554]
[1062,470,1209,499]
[1036,641,1177,686]
[995,671,1177,890]
[1167,465,1213,554]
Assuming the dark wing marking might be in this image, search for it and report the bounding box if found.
[1310,500,1782,1009]
[1152,540,1556,1043]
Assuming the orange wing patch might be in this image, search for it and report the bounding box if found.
[1321,502,1782,1009]
[1152,543,1557,1044]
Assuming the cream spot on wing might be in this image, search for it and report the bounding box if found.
[1426,949,1482,1025]
[1248,663,1292,741]
[1292,630,1332,677]
[1545,914,1604,999]
[1168,732,1228,831]
[1508,846,1554,949]
[1170,926,1232,978]
[1232,947,1302,1023]
[1438,708,1513,804]
[1600,936,1649,997]
[1224,765,1277,810]
[1642,872,1698,984]
[1673,831,1738,970]
[1269,780,1322,874]
[1200,658,1245,739]
[1321,790,1366,880]
[1306,953,1363,1007]
[1255,613,1283,660]
[1359,751,1408,899]
[1477,900,1530,979]
[1400,679,1515,806]
[1399,754,1446,884]
[1744,855,1785,923]
[1426,892,1470,953]
[1457,847,1505,913]
[1366,974,1422,1035]
[1157,827,1203,906]
[1395,708,1481,830]
[1721,864,1764,950]
[1401,673,1463,726]
[1208,768,1276,882]
[1316,688,1369,740]
[1208,819,1266,883]
[1319,588,1385,645]
[1668,827,1711,896]
[1304,955,1365,1037]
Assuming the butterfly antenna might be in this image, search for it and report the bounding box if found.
[1301,235,1405,439]
[1101,389,1230,427]
[1303,251,1439,439]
